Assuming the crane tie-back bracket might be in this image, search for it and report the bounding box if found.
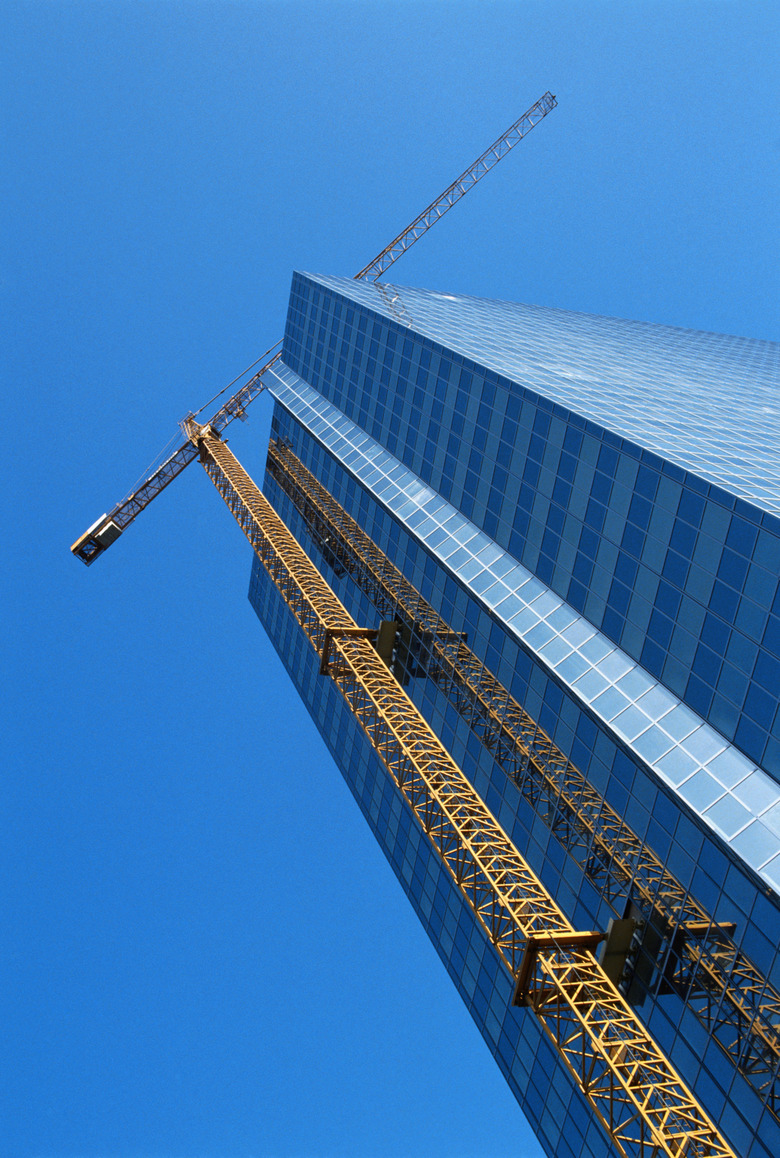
[319,627,379,675]
[513,931,607,1006]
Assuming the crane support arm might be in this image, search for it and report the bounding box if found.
[209,352,282,435]
[354,91,557,281]
[70,441,200,564]
[190,422,736,1158]
[70,346,283,565]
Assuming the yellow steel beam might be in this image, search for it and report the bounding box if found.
[193,423,736,1158]
[265,437,780,1114]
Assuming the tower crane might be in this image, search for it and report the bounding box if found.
[70,94,740,1157]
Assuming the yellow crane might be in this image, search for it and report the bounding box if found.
[265,439,780,1118]
[185,420,734,1158]
[71,94,738,1157]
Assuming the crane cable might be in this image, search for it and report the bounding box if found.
[192,338,283,418]
[120,339,284,506]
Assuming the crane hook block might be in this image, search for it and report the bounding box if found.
[71,515,123,566]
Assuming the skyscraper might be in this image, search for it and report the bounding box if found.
[249,271,780,1158]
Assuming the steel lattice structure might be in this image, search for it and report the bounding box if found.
[71,93,556,567]
[265,436,780,1117]
[188,420,735,1158]
[353,92,557,281]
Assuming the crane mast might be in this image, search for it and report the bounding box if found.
[265,437,780,1115]
[183,419,735,1158]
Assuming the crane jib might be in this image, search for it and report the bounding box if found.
[71,92,557,564]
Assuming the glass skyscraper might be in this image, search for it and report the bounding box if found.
[249,272,780,1158]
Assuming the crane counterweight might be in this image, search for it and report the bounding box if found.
[71,514,122,564]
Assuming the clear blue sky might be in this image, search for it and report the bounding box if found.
[3,3,778,1157]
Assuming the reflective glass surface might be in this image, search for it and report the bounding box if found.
[247,271,780,1158]
[303,274,780,515]
[281,273,780,780]
[250,557,613,1158]
[266,360,780,889]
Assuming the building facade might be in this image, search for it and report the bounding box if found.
[249,272,780,1158]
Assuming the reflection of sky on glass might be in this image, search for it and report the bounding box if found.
[269,362,780,890]
[306,273,780,516]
